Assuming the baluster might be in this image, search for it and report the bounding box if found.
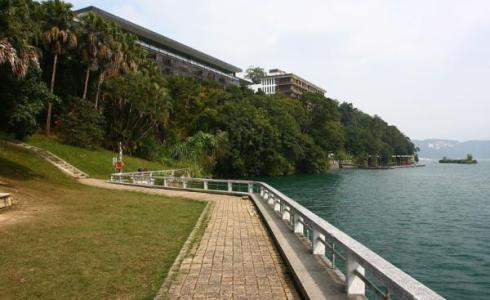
[228,181,232,192]
[346,254,366,296]
[274,198,281,212]
[204,180,208,190]
[312,229,325,255]
[268,194,275,206]
[331,241,336,269]
[282,205,290,222]
[248,183,253,194]
[182,178,187,189]
[163,178,168,187]
[293,214,304,235]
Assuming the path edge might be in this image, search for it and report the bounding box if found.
[154,200,213,300]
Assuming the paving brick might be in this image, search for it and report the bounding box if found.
[166,196,299,299]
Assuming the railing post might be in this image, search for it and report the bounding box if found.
[228,181,232,192]
[163,178,168,187]
[293,213,304,235]
[182,178,187,189]
[312,229,325,255]
[248,183,253,194]
[346,254,366,296]
[268,194,275,206]
[282,206,290,222]
[260,187,264,197]
[204,180,208,190]
[274,199,281,212]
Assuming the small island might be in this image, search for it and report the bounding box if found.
[439,154,478,164]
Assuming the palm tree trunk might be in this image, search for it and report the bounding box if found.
[46,54,58,136]
[94,73,104,110]
[83,66,90,99]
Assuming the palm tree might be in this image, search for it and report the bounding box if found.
[41,0,77,135]
[79,14,112,101]
[94,31,143,109]
[0,0,40,78]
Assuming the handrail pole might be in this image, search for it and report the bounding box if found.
[312,229,325,255]
[293,213,304,235]
[227,181,232,192]
[268,193,275,206]
[203,180,208,190]
[346,254,366,296]
[274,198,281,212]
[282,205,290,222]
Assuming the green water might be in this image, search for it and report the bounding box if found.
[264,161,490,300]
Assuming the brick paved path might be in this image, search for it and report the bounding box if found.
[167,196,299,300]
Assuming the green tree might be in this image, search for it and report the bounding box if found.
[245,66,266,84]
[102,71,171,155]
[0,0,40,78]
[78,13,112,101]
[40,0,77,135]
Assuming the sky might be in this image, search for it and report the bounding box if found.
[70,0,490,141]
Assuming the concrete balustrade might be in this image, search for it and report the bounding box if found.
[109,172,444,300]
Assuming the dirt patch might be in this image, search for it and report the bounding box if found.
[0,178,49,228]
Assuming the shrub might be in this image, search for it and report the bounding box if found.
[0,70,56,140]
[58,97,104,148]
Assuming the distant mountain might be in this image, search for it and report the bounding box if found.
[414,139,490,159]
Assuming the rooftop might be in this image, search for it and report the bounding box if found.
[75,6,242,75]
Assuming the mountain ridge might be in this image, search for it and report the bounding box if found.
[414,139,490,159]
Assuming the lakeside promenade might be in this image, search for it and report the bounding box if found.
[8,141,444,299]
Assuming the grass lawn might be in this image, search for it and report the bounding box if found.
[26,135,168,179]
[0,142,206,299]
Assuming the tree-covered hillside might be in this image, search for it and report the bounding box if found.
[0,0,416,177]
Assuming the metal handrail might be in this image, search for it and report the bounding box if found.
[109,172,444,300]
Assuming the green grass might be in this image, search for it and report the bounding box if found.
[0,142,206,299]
[26,135,167,179]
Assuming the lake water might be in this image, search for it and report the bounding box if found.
[264,161,490,300]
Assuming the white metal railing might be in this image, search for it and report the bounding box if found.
[109,172,444,300]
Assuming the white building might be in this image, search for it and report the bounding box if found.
[249,69,325,98]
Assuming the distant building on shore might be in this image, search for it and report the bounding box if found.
[250,69,326,98]
[75,6,243,86]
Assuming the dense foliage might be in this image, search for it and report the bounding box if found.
[0,0,416,177]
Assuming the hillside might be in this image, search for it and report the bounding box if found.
[414,139,490,159]
[26,135,178,179]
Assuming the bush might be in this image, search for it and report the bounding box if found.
[0,70,56,140]
[58,97,104,148]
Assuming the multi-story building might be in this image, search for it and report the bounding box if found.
[251,69,326,98]
[76,6,242,86]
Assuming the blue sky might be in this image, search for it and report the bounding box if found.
[70,0,490,141]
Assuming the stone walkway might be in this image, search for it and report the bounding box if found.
[80,179,300,300]
[167,194,299,300]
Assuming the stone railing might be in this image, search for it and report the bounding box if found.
[109,172,443,300]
